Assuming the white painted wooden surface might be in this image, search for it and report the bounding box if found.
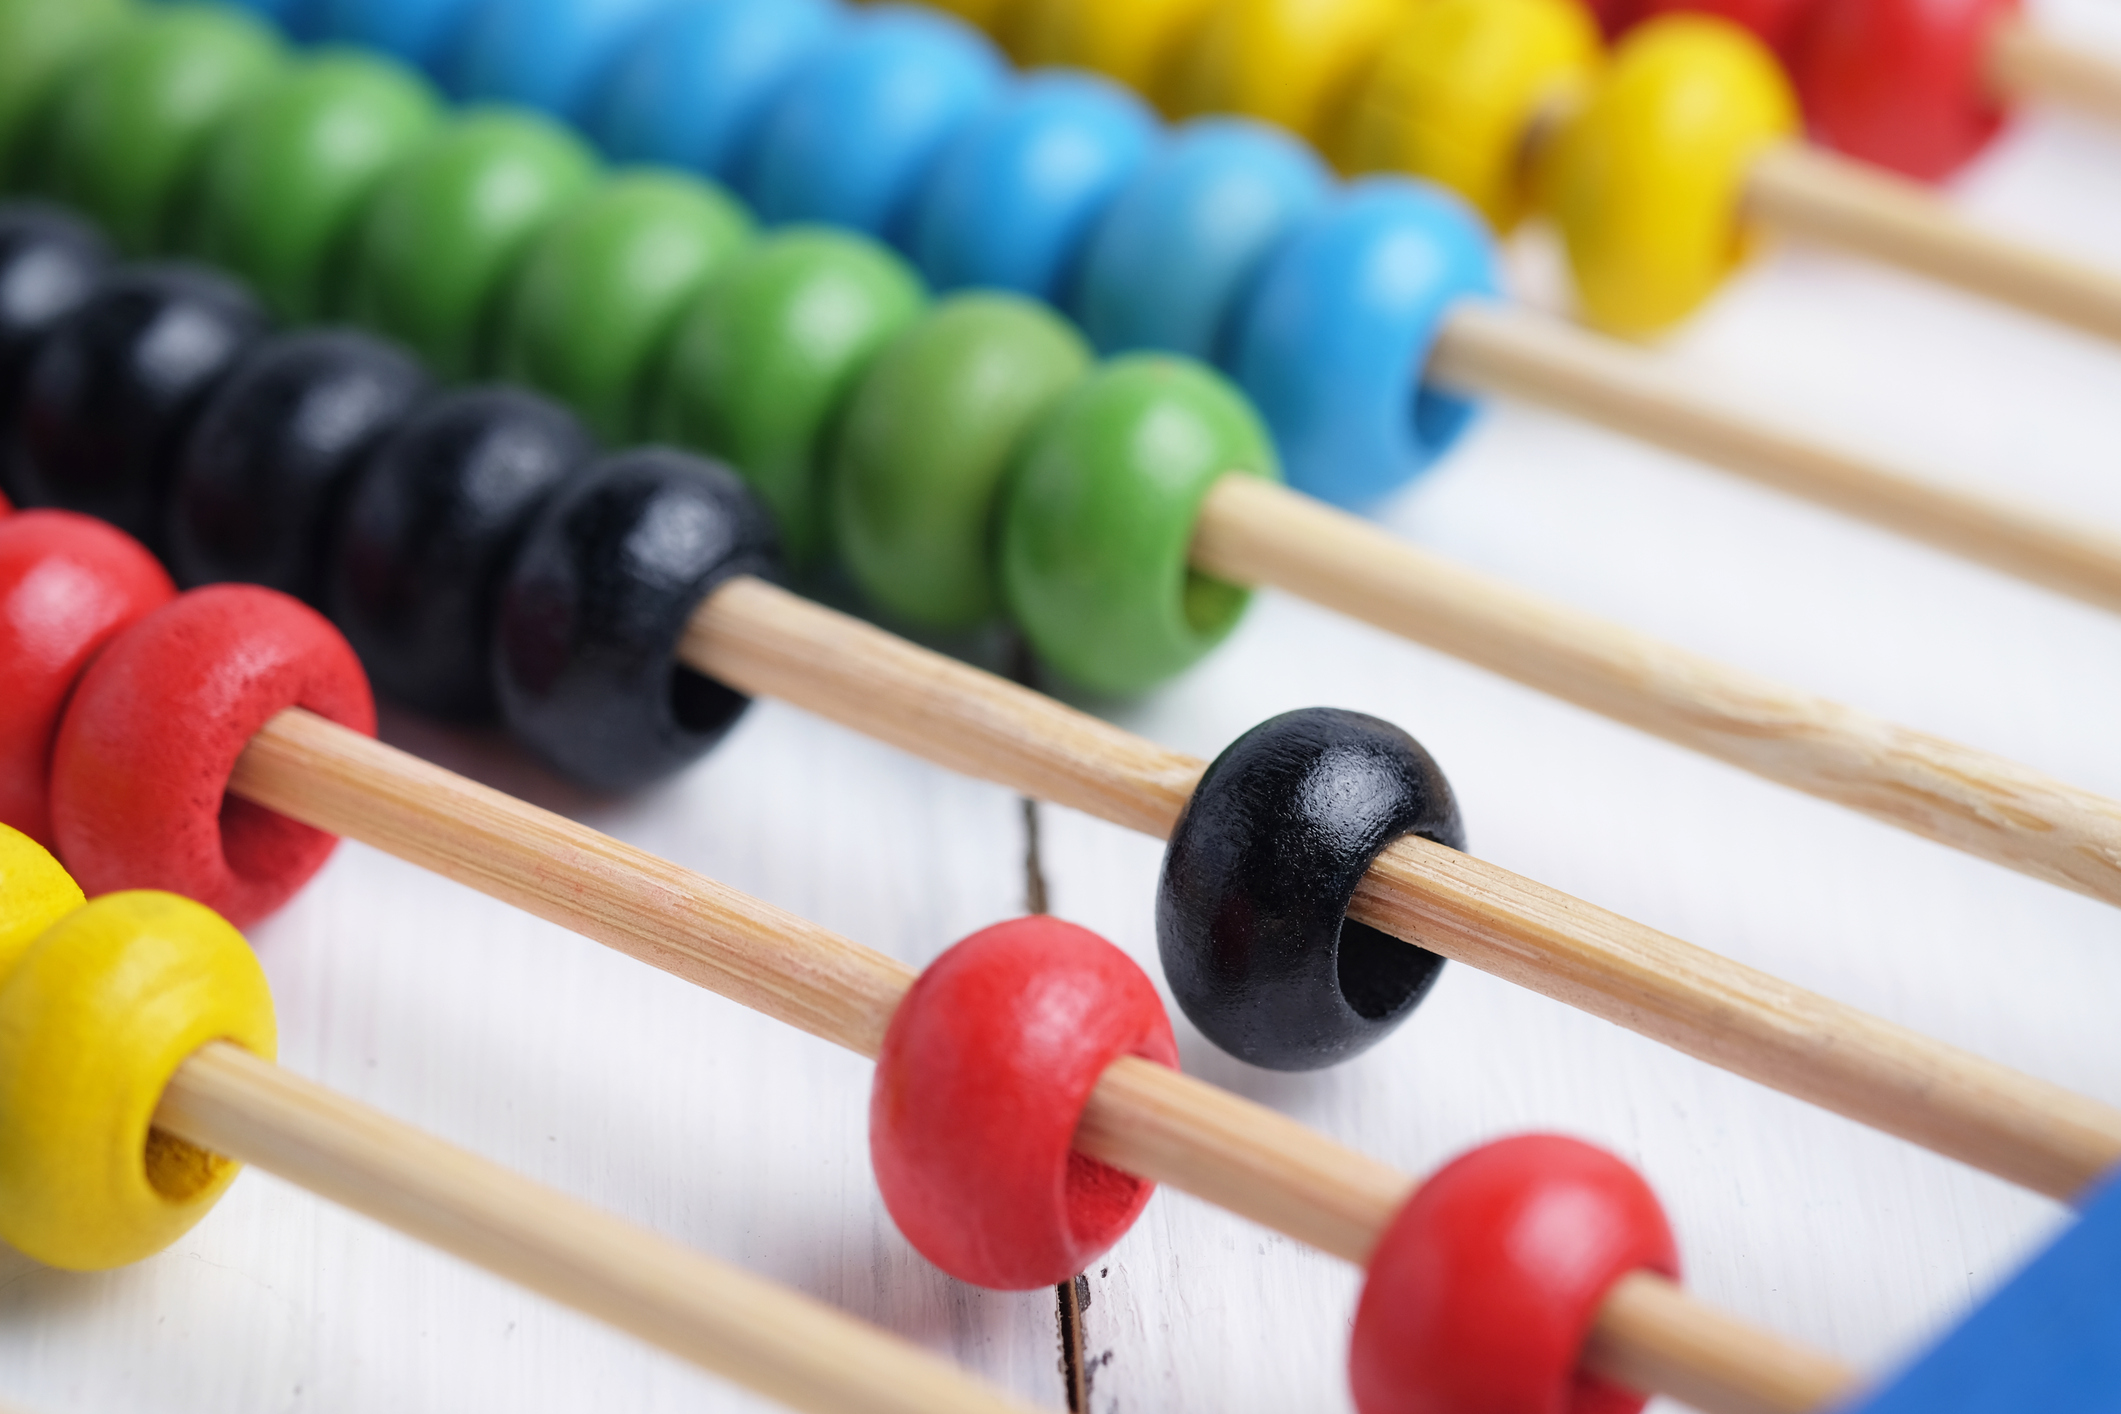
[9,5,2121,1408]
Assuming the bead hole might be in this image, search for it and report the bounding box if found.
[670,662,742,734]
[1410,386,1464,455]
[1181,568,1247,637]
[144,1126,231,1204]
[1064,1149,1150,1245]
[1337,919,1445,1022]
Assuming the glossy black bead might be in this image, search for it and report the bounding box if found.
[495,447,783,792]
[0,202,112,428]
[1156,707,1465,1071]
[330,387,595,722]
[4,261,266,546]
[167,329,430,600]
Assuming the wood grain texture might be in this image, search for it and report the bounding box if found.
[1429,301,2121,614]
[1744,141,2121,346]
[684,578,2121,1199]
[152,1044,1042,1414]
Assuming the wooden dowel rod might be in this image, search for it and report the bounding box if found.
[680,576,2121,1199]
[1190,473,2121,909]
[226,707,1840,1414]
[150,1043,1039,1414]
[1987,16,2121,128]
[1584,1271,1861,1414]
[1743,141,2121,346]
[1428,300,2121,616]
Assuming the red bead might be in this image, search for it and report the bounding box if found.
[49,583,376,926]
[0,490,12,514]
[1792,0,2020,180]
[0,511,174,847]
[1349,1135,1679,1414]
[870,916,1179,1290]
[1625,0,1820,58]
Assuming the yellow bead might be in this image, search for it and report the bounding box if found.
[0,891,277,1271]
[0,825,85,985]
[1159,0,1405,142]
[1007,0,1221,93]
[1336,0,1602,230]
[1534,15,1798,336]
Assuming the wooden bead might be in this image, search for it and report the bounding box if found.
[0,889,276,1272]
[647,229,926,570]
[1157,708,1460,1071]
[183,52,443,321]
[168,329,430,600]
[340,110,597,380]
[1535,16,1798,335]
[0,203,112,427]
[50,584,375,926]
[831,295,1089,630]
[0,824,86,985]
[1793,0,2019,180]
[0,511,173,848]
[490,170,753,441]
[999,355,1275,695]
[32,5,285,256]
[870,916,1178,1291]
[330,386,594,722]
[6,263,267,548]
[494,448,781,792]
[1352,1136,1678,1414]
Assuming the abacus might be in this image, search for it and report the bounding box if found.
[0,2,2112,1414]
[0,506,2103,1413]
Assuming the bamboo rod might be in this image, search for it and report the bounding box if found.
[150,1043,1039,1414]
[1744,141,2121,346]
[1585,1272,1859,1414]
[1190,472,2121,908]
[1428,300,2121,615]
[1987,16,2121,129]
[222,705,1853,1414]
[678,576,2121,1199]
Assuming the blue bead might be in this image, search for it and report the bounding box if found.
[907,70,1156,304]
[585,0,843,181]
[739,6,1004,242]
[1073,117,1329,362]
[1846,1167,2121,1413]
[1227,178,1497,511]
[443,0,673,118]
[308,0,480,69]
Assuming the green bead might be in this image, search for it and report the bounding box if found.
[340,108,598,380]
[650,228,926,568]
[186,52,442,322]
[36,5,286,254]
[832,295,1091,629]
[0,0,133,187]
[1001,355,1279,696]
[490,169,753,441]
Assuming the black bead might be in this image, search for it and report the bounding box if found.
[330,387,594,723]
[167,329,430,600]
[495,447,783,792]
[1156,707,1465,1071]
[4,261,266,546]
[0,202,112,431]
